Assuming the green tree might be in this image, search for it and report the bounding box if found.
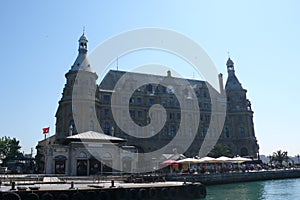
[0,136,21,165]
[208,144,233,158]
[270,150,289,167]
[35,144,44,173]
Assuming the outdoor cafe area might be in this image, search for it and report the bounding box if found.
[160,156,256,174]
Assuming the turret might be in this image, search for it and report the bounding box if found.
[55,33,100,144]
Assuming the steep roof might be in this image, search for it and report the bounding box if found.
[225,73,243,90]
[225,57,244,91]
[69,33,93,72]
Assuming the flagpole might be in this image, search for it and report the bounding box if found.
[42,127,50,174]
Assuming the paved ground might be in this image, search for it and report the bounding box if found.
[0,177,185,192]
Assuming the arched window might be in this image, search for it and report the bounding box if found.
[103,122,110,134]
[146,84,153,93]
[163,126,168,136]
[69,119,77,134]
[224,127,229,138]
[239,127,245,137]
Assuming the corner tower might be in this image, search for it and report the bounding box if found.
[55,33,100,144]
[223,57,259,158]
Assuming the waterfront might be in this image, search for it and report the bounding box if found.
[204,178,300,200]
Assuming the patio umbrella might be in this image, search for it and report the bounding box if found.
[198,156,217,163]
[231,156,252,163]
[177,158,202,164]
[160,159,179,166]
[215,156,233,163]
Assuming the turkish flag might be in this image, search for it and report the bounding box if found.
[43,127,50,134]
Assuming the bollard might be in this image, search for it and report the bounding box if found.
[11,181,16,190]
[111,180,115,187]
[69,181,74,189]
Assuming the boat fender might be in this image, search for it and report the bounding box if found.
[57,193,69,200]
[128,189,138,200]
[2,192,21,200]
[148,187,157,199]
[41,192,54,200]
[25,193,39,200]
[138,188,148,200]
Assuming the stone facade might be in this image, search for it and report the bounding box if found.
[39,33,259,175]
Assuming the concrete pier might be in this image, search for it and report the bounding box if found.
[0,178,206,200]
[167,169,300,185]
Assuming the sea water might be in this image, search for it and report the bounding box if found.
[203,178,300,200]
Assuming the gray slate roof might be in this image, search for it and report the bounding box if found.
[225,73,243,91]
[70,53,92,72]
[99,70,206,91]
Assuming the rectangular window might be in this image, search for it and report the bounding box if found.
[149,98,155,105]
[204,103,209,109]
[170,126,175,136]
[239,127,245,137]
[129,110,135,118]
[104,109,109,116]
[138,111,142,118]
[129,97,135,104]
[169,113,175,120]
[162,100,167,106]
[103,95,110,102]
[176,113,181,120]
[205,115,210,122]
[137,97,142,104]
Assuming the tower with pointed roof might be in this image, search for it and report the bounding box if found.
[55,33,101,144]
[222,57,259,157]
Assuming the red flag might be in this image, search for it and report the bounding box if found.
[43,127,50,134]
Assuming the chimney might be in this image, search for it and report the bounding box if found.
[218,73,224,95]
[167,70,171,77]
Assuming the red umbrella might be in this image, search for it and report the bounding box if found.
[160,160,179,166]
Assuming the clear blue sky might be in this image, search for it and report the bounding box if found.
[0,1,299,156]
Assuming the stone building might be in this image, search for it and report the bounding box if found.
[37,33,259,175]
[37,34,138,175]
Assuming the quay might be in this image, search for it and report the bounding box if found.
[0,174,206,200]
[166,168,300,185]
